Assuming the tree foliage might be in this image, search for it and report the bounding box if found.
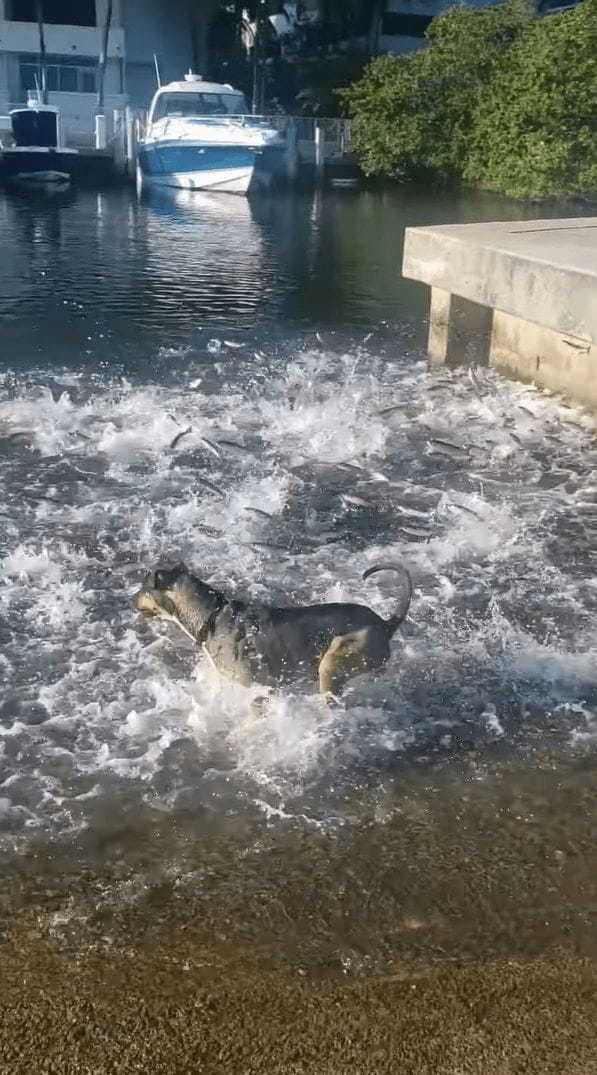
[465,0,597,196]
[343,0,597,197]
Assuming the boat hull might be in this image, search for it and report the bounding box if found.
[138,142,285,195]
[138,143,261,195]
[1,148,75,190]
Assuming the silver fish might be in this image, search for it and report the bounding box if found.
[196,475,225,497]
[169,427,192,450]
[199,436,221,458]
[244,507,274,520]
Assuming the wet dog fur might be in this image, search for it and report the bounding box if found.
[134,562,412,698]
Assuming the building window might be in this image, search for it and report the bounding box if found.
[6,1,96,27]
[382,13,434,37]
[19,54,97,95]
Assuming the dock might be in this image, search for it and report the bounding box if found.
[403,218,597,408]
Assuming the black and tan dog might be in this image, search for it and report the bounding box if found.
[134,562,412,698]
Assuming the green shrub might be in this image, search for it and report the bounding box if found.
[342,1,534,181]
[465,0,597,197]
[342,0,597,198]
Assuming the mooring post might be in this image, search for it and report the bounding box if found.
[315,123,324,183]
[94,113,107,150]
[285,119,298,184]
[125,105,137,178]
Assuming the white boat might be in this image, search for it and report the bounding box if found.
[0,105,77,191]
[137,73,286,196]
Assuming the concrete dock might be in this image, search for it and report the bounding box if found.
[403,218,597,408]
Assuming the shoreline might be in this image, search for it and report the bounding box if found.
[2,922,597,1073]
[2,751,597,1072]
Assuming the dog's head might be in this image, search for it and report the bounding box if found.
[134,562,223,640]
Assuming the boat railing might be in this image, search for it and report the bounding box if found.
[108,108,352,173]
[130,109,351,153]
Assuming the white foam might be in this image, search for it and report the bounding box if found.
[0,350,595,833]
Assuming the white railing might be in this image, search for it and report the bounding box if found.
[127,110,352,160]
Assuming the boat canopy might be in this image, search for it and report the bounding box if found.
[149,73,248,123]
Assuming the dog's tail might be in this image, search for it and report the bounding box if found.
[363,562,412,638]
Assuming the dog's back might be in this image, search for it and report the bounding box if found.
[205,600,390,687]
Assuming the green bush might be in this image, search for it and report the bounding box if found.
[342,0,597,198]
[465,0,597,197]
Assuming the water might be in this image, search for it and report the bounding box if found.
[1,185,596,967]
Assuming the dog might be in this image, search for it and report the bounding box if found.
[134,561,412,699]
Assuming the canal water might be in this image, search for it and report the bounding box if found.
[0,186,596,969]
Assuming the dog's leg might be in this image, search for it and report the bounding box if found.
[318,630,375,699]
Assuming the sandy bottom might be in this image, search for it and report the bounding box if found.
[3,751,597,1073]
[1,924,597,1074]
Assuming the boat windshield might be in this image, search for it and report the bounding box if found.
[153,92,248,120]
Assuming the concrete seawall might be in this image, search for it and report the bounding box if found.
[403,218,597,408]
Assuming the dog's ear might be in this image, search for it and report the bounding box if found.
[153,563,189,590]
[152,569,167,590]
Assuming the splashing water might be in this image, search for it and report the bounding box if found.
[1,344,596,844]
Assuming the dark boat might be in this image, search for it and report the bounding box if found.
[0,106,78,191]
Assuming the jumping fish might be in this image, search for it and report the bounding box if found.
[244,507,274,520]
[449,502,482,519]
[243,540,291,551]
[429,438,470,454]
[398,525,431,540]
[377,404,404,416]
[23,491,62,505]
[169,427,192,450]
[195,475,225,497]
[198,436,221,458]
[337,461,367,474]
[341,494,371,509]
[394,503,433,520]
[217,439,255,454]
[195,523,223,538]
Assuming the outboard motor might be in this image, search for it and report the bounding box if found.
[10,106,58,148]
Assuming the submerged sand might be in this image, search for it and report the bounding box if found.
[1,925,597,1074]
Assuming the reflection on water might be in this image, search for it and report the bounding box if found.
[2,183,587,373]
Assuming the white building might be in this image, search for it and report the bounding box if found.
[379,0,497,54]
[379,0,581,53]
[0,0,207,144]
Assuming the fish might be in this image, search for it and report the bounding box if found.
[377,404,404,416]
[341,494,371,509]
[244,507,274,520]
[337,461,367,474]
[217,439,255,454]
[398,525,431,540]
[360,471,390,484]
[224,340,244,349]
[429,438,470,454]
[426,442,467,461]
[169,427,192,450]
[195,523,223,538]
[243,540,291,551]
[394,504,433,520]
[23,492,62,505]
[198,436,221,458]
[195,475,225,497]
[449,502,482,519]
